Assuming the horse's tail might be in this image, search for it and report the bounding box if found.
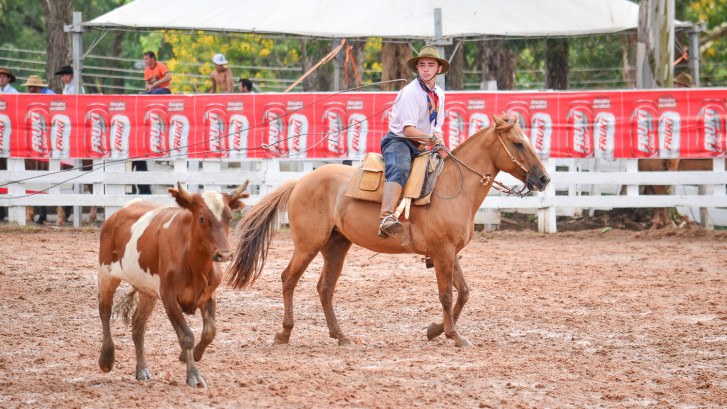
[227,179,297,289]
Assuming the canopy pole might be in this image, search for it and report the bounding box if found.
[688,23,703,87]
[65,12,87,94]
[429,8,452,90]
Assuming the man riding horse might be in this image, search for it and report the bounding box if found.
[379,45,447,238]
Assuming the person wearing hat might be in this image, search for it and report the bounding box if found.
[22,75,55,94]
[210,53,234,93]
[0,68,19,94]
[674,72,694,88]
[142,51,172,94]
[55,65,84,95]
[377,45,448,238]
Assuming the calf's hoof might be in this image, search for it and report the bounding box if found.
[338,337,354,346]
[187,369,207,388]
[98,348,115,372]
[273,331,290,345]
[427,323,444,340]
[136,367,152,381]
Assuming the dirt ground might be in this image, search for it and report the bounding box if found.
[0,218,726,408]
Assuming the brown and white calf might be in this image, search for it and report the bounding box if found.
[97,182,249,388]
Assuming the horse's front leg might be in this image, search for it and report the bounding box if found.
[430,254,471,347]
[162,292,207,388]
[427,256,469,341]
[193,296,216,362]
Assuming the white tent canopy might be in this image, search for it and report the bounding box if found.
[83,0,661,39]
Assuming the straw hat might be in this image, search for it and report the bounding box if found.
[674,72,693,87]
[55,65,74,76]
[212,53,228,65]
[406,45,450,75]
[0,68,16,83]
[22,75,48,87]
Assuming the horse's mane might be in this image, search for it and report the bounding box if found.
[450,113,517,154]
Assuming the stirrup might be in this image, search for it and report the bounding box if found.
[378,215,402,238]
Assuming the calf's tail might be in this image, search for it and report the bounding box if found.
[112,289,138,326]
[228,180,297,289]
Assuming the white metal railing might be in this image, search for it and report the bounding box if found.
[1,157,726,232]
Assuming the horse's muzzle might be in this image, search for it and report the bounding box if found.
[527,173,550,192]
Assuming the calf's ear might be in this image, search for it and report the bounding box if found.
[168,181,194,210]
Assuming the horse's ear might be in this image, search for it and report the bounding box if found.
[491,113,504,126]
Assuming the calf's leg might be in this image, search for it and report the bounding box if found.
[162,293,207,388]
[192,297,216,362]
[132,293,157,381]
[98,271,121,372]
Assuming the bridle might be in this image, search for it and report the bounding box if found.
[443,127,532,197]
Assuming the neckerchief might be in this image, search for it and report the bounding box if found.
[417,76,439,126]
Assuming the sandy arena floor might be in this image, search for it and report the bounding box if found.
[0,224,725,408]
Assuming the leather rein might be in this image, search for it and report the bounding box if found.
[442,129,532,197]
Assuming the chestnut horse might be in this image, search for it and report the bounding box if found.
[228,114,550,347]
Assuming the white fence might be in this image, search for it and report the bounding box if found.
[1,157,726,232]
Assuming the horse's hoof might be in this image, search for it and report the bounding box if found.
[427,323,443,340]
[455,339,472,347]
[136,367,152,381]
[273,332,290,345]
[338,337,354,346]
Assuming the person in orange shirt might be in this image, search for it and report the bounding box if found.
[142,51,171,94]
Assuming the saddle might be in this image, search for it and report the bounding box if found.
[345,150,445,208]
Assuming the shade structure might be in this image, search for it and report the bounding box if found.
[82,0,677,39]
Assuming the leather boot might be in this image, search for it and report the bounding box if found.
[378,182,403,238]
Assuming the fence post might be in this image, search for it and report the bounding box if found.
[7,159,26,226]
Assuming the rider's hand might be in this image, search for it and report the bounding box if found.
[426,133,443,146]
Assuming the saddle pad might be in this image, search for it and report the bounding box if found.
[345,152,432,204]
[345,153,385,202]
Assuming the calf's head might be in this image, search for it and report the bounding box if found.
[168,181,249,262]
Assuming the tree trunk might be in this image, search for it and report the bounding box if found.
[40,0,72,94]
[300,39,334,91]
[380,42,411,91]
[622,33,637,88]
[545,38,569,90]
[444,41,464,90]
[478,40,516,90]
[338,40,366,90]
[636,0,675,88]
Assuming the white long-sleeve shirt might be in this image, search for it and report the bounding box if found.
[388,79,445,137]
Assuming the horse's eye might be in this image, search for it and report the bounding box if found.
[514,142,523,148]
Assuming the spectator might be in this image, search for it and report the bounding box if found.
[55,65,92,224]
[0,68,19,94]
[673,72,693,88]
[239,77,254,93]
[22,75,55,94]
[142,51,171,94]
[210,53,234,93]
[54,65,85,95]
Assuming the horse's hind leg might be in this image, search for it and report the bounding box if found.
[274,249,318,345]
[132,293,157,381]
[98,268,121,372]
[427,257,469,341]
[317,231,353,346]
[430,255,471,347]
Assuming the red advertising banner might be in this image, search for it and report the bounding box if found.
[1,90,725,160]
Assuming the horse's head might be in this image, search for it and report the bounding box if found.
[489,113,550,191]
